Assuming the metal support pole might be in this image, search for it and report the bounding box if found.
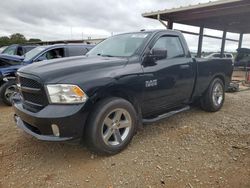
[197,27,204,58]
[220,30,227,58]
[238,33,243,49]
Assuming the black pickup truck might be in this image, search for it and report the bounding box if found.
[13,30,233,155]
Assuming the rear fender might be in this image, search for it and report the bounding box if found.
[202,73,226,96]
[192,73,226,101]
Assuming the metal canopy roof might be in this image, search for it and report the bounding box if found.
[142,0,250,34]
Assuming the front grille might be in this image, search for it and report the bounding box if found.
[22,92,47,105]
[19,76,40,89]
[17,74,48,111]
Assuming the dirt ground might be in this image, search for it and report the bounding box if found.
[0,91,250,188]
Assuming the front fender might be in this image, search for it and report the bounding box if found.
[87,79,143,113]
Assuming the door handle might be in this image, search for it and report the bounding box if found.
[180,64,190,69]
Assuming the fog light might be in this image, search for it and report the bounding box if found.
[51,124,60,137]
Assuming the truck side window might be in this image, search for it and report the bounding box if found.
[35,48,65,62]
[68,46,88,56]
[213,54,221,58]
[44,48,65,60]
[152,36,185,59]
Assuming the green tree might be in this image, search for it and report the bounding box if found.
[0,36,10,46]
[28,38,42,43]
[9,33,26,44]
[0,33,42,46]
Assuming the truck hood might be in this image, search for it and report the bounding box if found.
[18,56,128,82]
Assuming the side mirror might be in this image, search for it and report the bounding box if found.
[143,48,167,65]
[150,48,167,60]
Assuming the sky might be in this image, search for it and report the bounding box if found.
[0,0,249,52]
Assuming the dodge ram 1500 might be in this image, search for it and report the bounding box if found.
[13,30,233,154]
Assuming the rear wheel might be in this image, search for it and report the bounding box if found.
[0,80,16,106]
[84,97,137,155]
[201,78,225,112]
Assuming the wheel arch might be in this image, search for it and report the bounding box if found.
[0,72,17,87]
[200,73,226,112]
[90,86,142,127]
[197,73,226,99]
[1,71,17,89]
[212,74,225,86]
[91,87,142,116]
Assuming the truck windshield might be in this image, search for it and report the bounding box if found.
[24,46,46,61]
[87,33,150,57]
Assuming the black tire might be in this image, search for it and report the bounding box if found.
[201,78,225,112]
[0,80,16,106]
[84,97,137,155]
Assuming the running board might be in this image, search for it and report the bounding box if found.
[142,106,190,124]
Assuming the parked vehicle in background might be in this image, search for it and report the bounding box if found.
[13,30,233,155]
[1,44,37,56]
[0,46,8,53]
[0,44,94,105]
[234,48,250,67]
[204,52,234,59]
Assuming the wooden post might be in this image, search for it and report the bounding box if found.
[238,33,243,49]
[197,27,204,58]
[220,30,227,58]
[167,20,173,29]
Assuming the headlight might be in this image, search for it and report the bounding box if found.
[46,84,88,104]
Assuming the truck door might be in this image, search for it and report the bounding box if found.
[141,35,195,116]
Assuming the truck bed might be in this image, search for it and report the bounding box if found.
[193,58,233,98]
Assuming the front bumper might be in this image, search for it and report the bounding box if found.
[13,94,89,142]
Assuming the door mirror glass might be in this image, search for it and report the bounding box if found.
[150,48,168,60]
[143,48,167,66]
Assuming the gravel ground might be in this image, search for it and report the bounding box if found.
[0,91,250,188]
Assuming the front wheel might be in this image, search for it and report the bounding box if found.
[201,78,225,112]
[84,97,137,155]
[0,80,17,106]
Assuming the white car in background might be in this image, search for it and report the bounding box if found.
[204,52,234,59]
